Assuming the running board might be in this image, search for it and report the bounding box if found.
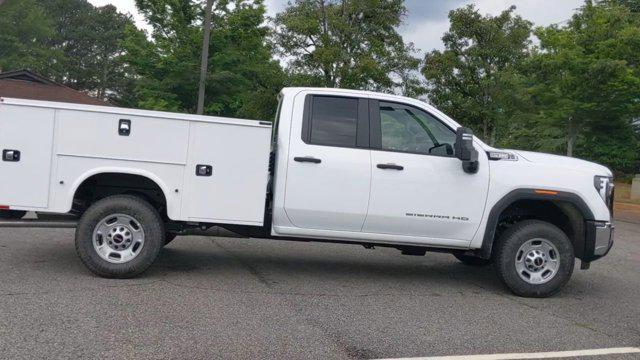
[0,219,78,228]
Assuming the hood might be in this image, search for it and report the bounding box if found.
[513,150,612,176]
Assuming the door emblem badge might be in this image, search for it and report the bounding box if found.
[405,213,470,221]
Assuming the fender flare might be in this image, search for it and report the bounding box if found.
[479,188,594,259]
[67,167,176,219]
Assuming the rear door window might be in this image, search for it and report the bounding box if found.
[308,96,359,147]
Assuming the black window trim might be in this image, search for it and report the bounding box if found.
[369,98,458,158]
[301,94,370,150]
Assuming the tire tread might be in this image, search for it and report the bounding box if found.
[493,220,575,298]
[75,195,164,278]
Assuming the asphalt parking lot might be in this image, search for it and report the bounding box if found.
[0,221,638,359]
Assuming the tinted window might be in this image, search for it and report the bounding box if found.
[309,96,358,147]
[379,102,455,156]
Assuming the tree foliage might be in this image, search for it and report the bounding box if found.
[422,5,533,144]
[273,0,422,95]
[0,0,140,103]
[42,0,139,103]
[525,0,640,170]
[422,1,639,173]
[125,0,284,119]
[0,0,62,75]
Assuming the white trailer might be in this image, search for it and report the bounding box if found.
[0,88,615,298]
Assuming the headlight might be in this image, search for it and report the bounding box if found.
[594,175,614,211]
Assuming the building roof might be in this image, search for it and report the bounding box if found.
[0,69,110,106]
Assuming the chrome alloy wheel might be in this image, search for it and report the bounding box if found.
[514,238,560,285]
[92,214,145,264]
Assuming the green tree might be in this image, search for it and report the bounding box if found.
[527,0,640,171]
[38,0,142,104]
[126,0,284,119]
[600,0,640,12]
[421,5,533,145]
[0,0,142,104]
[273,0,421,94]
[0,0,63,75]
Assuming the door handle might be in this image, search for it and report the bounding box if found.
[377,163,403,170]
[294,156,321,164]
[2,149,20,162]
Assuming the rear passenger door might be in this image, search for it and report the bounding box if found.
[283,95,371,232]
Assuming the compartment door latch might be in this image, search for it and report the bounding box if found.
[119,119,131,136]
[195,165,212,177]
[2,149,20,162]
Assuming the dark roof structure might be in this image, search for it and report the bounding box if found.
[0,69,110,106]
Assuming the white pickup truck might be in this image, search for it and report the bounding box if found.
[0,88,614,297]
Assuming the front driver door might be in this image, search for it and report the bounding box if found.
[362,100,489,243]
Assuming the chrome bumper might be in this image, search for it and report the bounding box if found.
[593,222,614,256]
[580,220,614,265]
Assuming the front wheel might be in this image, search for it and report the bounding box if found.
[494,220,575,298]
[75,195,165,278]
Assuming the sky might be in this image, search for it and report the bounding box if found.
[88,0,584,56]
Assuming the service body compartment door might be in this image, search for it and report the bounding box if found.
[0,104,55,208]
[182,121,271,225]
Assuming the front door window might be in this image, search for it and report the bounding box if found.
[379,102,455,157]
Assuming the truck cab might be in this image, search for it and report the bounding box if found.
[270,88,490,249]
[0,88,615,297]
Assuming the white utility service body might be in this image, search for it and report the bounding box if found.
[0,87,615,297]
[0,96,272,226]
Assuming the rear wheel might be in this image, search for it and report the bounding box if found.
[494,220,574,298]
[0,210,27,219]
[75,195,164,278]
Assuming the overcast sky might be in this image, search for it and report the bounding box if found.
[88,0,584,56]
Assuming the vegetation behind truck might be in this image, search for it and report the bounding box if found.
[0,88,615,297]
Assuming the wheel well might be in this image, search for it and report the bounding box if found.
[488,199,585,258]
[72,173,168,217]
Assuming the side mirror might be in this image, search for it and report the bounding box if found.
[454,127,479,174]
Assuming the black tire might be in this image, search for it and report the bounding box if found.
[494,220,575,298]
[0,210,27,219]
[453,253,492,266]
[75,195,165,278]
[164,233,177,246]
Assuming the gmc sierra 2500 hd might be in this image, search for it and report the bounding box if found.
[0,88,614,297]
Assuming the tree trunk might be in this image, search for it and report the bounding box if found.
[482,118,489,142]
[490,127,496,147]
[318,0,333,87]
[99,50,108,100]
[197,0,214,115]
[566,117,577,157]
